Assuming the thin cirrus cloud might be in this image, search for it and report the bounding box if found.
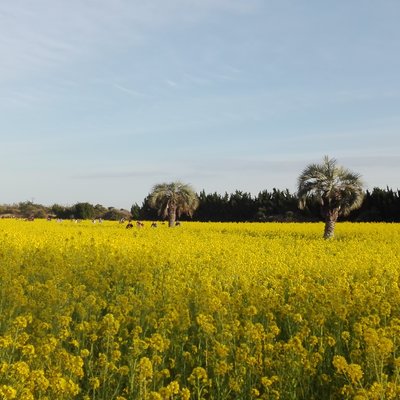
[113,84,150,98]
[0,0,259,81]
[73,169,170,180]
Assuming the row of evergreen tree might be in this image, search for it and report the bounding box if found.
[1,186,399,222]
[137,187,400,223]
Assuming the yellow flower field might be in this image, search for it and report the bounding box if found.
[0,220,399,399]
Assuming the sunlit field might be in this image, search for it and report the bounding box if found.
[0,220,399,400]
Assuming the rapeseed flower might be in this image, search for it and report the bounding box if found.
[0,219,399,398]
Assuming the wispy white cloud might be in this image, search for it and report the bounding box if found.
[0,90,43,107]
[73,169,168,180]
[113,84,149,98]
[165,79,178,87]
[0,0,260,82]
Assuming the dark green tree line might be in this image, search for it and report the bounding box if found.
[1,187,399,222]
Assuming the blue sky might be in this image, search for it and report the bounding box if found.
[1,0,399,209]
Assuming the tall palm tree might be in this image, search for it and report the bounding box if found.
[298,156,364,239]
[148,182,199,227]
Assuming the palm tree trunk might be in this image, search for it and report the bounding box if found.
[323,208,339,239]
[168,207,176,227]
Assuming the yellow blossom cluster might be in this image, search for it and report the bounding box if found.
[0,219,399,399]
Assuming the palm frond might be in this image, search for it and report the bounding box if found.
[297,156,364,216]
[148,181,199,220]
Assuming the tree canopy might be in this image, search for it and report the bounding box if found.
[148,182,199,227]
[298,156,364,238]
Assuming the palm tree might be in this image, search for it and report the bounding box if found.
[148,182,199,227]
[298,156,364,239]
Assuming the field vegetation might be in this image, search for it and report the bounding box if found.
[0,220,399,399]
